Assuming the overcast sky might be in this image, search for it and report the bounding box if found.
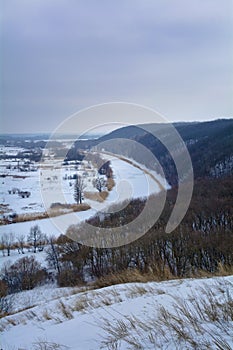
[1,0,233,133]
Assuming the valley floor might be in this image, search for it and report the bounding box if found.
[0,155,163,238]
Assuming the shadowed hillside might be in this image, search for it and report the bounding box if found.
[67,119,233,185]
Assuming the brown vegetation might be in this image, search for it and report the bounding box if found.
[84,191,109,202]
[100,281,233,350]
[0,203,90,225]
[106,178,115,191]
[0,176,232,296]
[1,256,47,295]
[44,176,233,288]
[93,268,173,289]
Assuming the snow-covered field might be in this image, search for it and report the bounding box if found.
[1,275,232,349]
[0,158,98,216]
[0,153,164,240]
[0,150,167,271]
[1,168,44,215]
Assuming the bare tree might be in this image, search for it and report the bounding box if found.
[1,233,15,257]
[74,175,86,204]
[27,225,46,253]
[46,236,61,275]
[93,176,106,192]
[16,234,25,254]
[0,236,6,257]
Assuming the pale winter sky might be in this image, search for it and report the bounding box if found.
[0,0,233,133]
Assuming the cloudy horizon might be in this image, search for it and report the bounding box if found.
[1,0,233,134]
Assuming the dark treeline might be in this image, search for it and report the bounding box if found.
[0,137,46,150]
[1,176,232,296]
[1,175,232,298]
[66,119,233,186]
[44,175,233,287]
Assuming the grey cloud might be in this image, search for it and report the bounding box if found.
[1,0,233,133]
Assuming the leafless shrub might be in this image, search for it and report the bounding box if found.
[126,285,152,299]
[74,294,94,312]
[57,300,73,320]
[32,339,69,350]
[0,294,13,318]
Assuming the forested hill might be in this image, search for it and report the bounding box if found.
[68,119,233,185]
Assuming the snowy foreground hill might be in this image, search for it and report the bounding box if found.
[1,275,233,350]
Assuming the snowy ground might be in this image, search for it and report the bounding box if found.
[0,152,167,270]
[0,154,165,240]
[0,249,48,270]
[0,168,44,215]
[1,149,232,350]
[0,158,98,216]
[1,275,232,350]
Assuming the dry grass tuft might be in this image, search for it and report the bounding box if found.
[57,300,73,320]
[216,263,233,276]
[100,281,233,349]
[93,267,175,289]
[126,285,153,299]
[32,339,69,350]
[74,294,91,312]
[93,269,153,288]
[84,191,109,202]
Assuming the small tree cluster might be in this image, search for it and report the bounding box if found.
[45,235,88,287]
[0,233,15,257]
[0,226,47,257]
[1,256,47,294]
[93,176,106,192]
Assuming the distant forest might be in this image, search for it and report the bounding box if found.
[67,119,233,185]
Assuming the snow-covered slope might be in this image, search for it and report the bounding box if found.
[1,275,232,350]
